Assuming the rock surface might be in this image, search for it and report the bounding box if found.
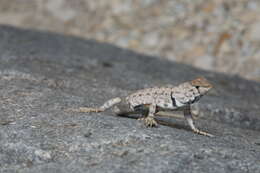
[0,25,260,173]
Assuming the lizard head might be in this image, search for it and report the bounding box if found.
[190,77,213,95]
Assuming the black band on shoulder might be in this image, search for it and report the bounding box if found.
[171,92,177,107]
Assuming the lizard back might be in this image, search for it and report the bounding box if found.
[126,86,174,109]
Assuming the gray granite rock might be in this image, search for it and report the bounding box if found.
[0,25,260,173]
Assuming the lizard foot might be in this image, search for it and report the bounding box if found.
[143,117,158,127]
[192,128,214,137]
[66,107,103,113]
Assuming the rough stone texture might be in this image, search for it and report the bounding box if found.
[0,25,260,173]
[0,0,260,81]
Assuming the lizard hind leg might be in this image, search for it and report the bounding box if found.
[141,104,158,127]
[133,105,149,121]
[70,97,122,113]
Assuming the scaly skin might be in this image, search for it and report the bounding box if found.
[69,77,214,137]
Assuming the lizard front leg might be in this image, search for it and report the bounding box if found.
[142,104,158,127]
[184,105,214,137]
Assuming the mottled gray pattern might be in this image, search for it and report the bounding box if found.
[79,78,211,130]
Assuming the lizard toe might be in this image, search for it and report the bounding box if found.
[144,117,158,127]
[138,117,145,121]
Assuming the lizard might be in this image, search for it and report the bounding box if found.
[69,77,214,137]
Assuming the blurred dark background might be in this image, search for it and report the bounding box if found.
[0,0,259,81]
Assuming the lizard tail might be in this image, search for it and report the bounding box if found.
[68,97,122,113]
[100,97,122,111]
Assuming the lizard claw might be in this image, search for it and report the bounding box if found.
[143,117,158,127]
[137,117,145,121]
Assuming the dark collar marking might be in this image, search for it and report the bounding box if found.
[171,92,177,107]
